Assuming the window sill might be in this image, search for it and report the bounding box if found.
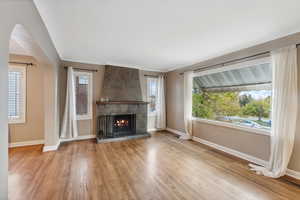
[192,117,270,136]
[8,120,26,125]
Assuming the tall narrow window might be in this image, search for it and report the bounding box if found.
[74,71,93,120]
[8,65,26,124]
[147,77,158,115]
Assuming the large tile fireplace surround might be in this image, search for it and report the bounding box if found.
[96,65,151,142]
[96,101,150,143]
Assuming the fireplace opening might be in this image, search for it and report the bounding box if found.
[98,113,136,139]
[113,114,135,134]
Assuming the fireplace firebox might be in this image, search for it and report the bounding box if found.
[98,113,136,139]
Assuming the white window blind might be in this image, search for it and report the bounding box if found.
[74,71,93,120]
[8,65,26,124]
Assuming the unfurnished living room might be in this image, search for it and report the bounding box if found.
[2,0,300,200]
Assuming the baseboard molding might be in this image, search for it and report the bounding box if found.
[192,136,300,180]
[166,127,186,136]
[286,169,300,180]
[60,134,96,142]
[192,136,268,166]
[43,141,60,152]
[148,128,165,132]
[9,140,44,148]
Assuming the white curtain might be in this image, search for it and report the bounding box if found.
[156,75,166,129]
[60,67,78,139]
[250,45,298,178]
[180,71,193,140]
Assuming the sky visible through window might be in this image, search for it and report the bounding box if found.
[240,90,272,100]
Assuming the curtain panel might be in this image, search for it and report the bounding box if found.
[250,45,298,178]
[60,67,78,139]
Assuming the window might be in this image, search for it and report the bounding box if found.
[74,71,93,120]
[8,65,26,124]
[192,57,272,132]
[147,77,158,115]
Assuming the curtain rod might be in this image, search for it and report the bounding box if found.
[200,81,272,91]
[64,66,98,72]
[144,74,167,78]
[9,61,34,66]
[179,51,270,75]
[144,74,159,78]
[179,43,300,75]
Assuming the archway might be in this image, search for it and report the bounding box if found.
[0,1,61,198]
[7,24,59,199]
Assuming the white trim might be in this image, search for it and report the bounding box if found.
[192,117,270,136]
[166,127,186,136]
[148,128,165,132]
[193,56,271,77]
[9,140,44,148]
[286,169,300,180]
[192,136,268,166]
[8,64,27,124]
[60,134,96,142]
[43,141,61,152]
[192,136,300,180]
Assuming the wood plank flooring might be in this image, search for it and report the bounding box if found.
[9,132,300,200]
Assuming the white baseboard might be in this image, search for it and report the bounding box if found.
[60,134,96,142]
[43,141,60,152]
[9,140,44,148]
[148,128,165,132]
[166,127,186,136]
[192,136,268,166]
[192,136,300,180]
[286,169,300,180]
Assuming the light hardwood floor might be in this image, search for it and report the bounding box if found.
[9,132,300,200]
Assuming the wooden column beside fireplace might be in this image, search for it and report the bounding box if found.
[96,101,150,143]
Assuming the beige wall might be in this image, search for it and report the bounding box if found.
[8,54,45,143]
[59,62,165,135]
[166,35,300,172]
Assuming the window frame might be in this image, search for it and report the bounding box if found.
[8,65,27,124]
[146,77,158,116]
[74,71,93,121]
[192,56,272,135]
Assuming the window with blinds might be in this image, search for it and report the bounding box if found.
[8,65,26,124]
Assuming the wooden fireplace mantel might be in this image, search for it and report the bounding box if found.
[96,101,149,105]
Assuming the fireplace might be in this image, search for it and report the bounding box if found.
[96,66,150,143]
[98,113,137,139]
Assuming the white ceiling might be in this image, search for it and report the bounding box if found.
[34,0,300,72]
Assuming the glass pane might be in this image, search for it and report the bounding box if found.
[8,71,21,118]
[147,78,158,113]
[76,75,89,115]
[192,89,272,130]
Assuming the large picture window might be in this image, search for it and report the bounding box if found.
[192,57,272,132]
[8,65,26,124]
[74,71,93,120]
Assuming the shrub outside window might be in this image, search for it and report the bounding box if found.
[192,57,272,132]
